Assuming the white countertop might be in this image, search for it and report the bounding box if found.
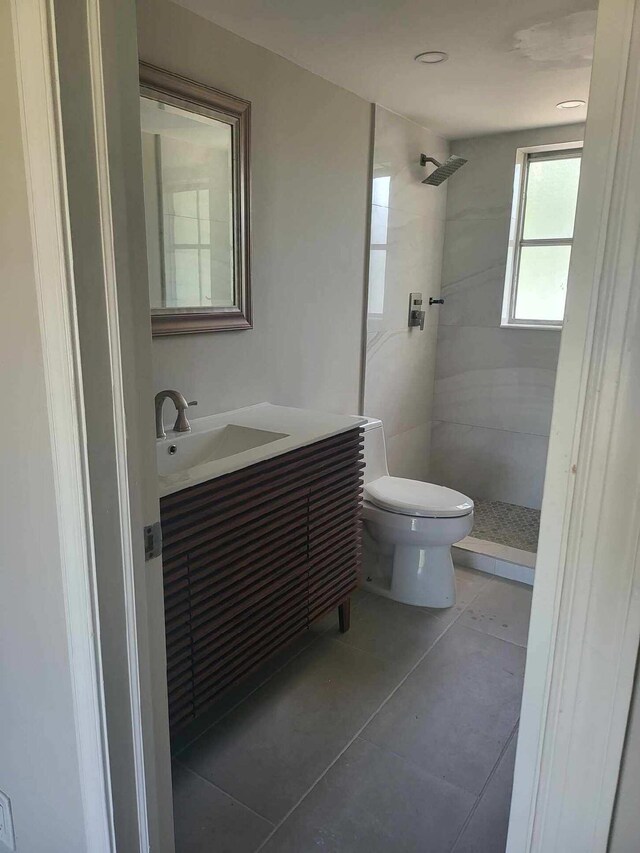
[157,402,366,497]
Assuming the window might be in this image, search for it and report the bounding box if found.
[502,143,582,329]
[165,187,213,309]
[367,175,391,327]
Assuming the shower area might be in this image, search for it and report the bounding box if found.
[454,499,541,582]
[364,106,576,585]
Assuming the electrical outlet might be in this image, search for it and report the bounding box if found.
[0,790,16,851]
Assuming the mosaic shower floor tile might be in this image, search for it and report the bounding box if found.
[471,498,540,554]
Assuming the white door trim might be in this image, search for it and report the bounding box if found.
[508,0,640,849]
[84,1,151,846]
[10,0,115,849]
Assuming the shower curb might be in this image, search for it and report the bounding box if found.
[453,535,535,586]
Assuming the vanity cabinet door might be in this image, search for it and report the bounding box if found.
[161,482,310,735]
[160,427,363,741]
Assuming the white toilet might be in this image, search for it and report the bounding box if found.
[361,417,474,608]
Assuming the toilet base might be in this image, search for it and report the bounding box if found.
[362,534,456,608]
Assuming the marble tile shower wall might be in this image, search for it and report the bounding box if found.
[363,106,449,480]
[431,124,584,509]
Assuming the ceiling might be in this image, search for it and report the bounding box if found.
[173,0,597,139]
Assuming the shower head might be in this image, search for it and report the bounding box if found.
[420,154,467,186]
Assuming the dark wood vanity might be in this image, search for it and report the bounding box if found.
[160,427,364,740]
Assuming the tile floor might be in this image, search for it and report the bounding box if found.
[472,499,540,554]
[172,567,532,853]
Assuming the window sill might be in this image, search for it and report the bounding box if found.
[500,322,563,331]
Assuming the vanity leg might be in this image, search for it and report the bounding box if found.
[338,598,351,634]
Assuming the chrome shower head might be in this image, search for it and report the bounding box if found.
[420,154,467,186]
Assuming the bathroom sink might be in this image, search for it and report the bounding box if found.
[157,423,288,477]
[156,403,367,497]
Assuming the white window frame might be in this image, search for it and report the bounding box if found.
[501,140,583,330]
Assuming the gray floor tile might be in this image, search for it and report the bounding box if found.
[424,566,494,628]
[261,737,476,853]
[363,624,526,796]
[351,585,371,606]
[458,578,532,647]
[332,590,448,670]
[176,596,367,756]
[172,763,272,853]
[452,732,518,853]
[181,636,400,822]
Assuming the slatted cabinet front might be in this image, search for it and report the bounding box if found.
[160,427,364,740]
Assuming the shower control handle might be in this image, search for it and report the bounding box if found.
[408,292,425,331]
[411,309,425,331]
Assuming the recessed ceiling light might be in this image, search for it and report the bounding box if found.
[415,51,449,64]
[556,99,586,109]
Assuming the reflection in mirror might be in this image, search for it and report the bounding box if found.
[367,174,391,326]
[141,98,234,311]
[139,63,251,335]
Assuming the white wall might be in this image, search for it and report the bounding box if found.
[137,0,372,420]
[0,3,87,849]
[363,106,448,479]
[430,124,584,509]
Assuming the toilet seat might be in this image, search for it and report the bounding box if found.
[364,476,474,519]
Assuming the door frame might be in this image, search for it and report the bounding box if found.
[10,0,173,849]
[508,0,640,849]
[9,0,116,849]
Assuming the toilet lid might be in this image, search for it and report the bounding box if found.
[364,476,474,518]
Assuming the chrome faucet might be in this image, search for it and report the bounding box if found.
[155,390,197,440]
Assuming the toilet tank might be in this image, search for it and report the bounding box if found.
[360,417,389,485]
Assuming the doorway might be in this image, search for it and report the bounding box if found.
[10,0,640,851]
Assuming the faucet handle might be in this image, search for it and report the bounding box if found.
[173,399,197,433]
[173,400,198,433]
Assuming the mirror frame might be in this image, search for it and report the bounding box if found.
[140,62,252,335]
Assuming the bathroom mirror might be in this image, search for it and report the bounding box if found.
[140,62,251,334]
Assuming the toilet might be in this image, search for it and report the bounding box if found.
[360,417,474,608]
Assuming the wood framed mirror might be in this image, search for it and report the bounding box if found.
[140,62,252,335]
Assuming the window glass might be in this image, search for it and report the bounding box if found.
[170,188,198,219]
[522,156,581,241]
[372,175,390,207]
[173,249,201,307]
[514,244,571,322]
[172,214,199,245]
[368,249,387,316]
